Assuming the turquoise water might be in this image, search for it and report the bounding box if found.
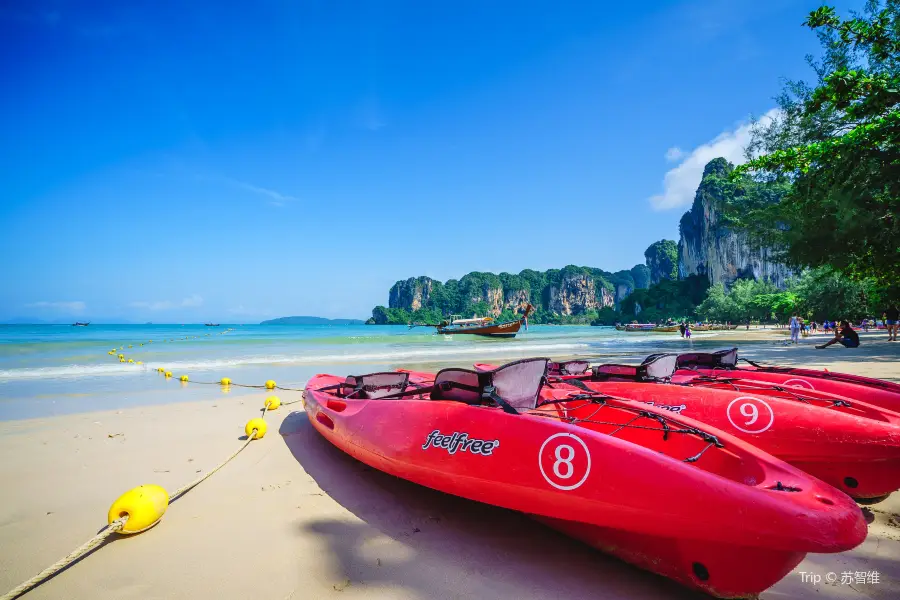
[0,324,740,420]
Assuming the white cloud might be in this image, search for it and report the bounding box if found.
[181,294,203,307]
[649,109,780,211]
[665,147,684,162]
[25,301,86,312]
[130,295,204,311]
[228,179,298,207]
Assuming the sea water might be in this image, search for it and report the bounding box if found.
[0,324,757,420]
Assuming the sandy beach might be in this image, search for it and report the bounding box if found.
[1,331,899,600]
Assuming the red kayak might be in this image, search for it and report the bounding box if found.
[473,356,900,502]
[671,348,900,413]
[305,359,866,598]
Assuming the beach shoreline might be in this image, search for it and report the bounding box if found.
[1,330,899,599]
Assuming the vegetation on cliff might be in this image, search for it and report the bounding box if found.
[370,264,648,325]
[643,240,678,284]
[731,2,899,289]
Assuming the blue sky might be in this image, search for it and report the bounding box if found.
[0,0,860,322]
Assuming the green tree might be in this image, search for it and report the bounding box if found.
[732,2,900,286]
[794,267,877,321]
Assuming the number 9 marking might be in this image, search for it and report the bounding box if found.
[739,402,759,425]
[727,396,774,434]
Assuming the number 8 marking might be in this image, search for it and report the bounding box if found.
[539,433,591,491]
[727,396,774,434]
[553,444,575,479]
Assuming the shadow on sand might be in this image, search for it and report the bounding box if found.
[278,410,702,600]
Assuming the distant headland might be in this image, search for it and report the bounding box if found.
[259,316,365,325]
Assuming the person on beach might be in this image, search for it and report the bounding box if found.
[886,304,899,341]
[789,316,800,344]
[685,323,692,339]
[679,322,686,338]
[816,320,860,349]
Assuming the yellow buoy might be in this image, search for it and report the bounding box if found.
[108,351,115,355]
[128,345,133,348]
[157,367,165,373]
[245,418,267,439]
[165,371,172,378]
[119,358,126,363]
[179,375,189,382]
[108,484,169,534]
[220,377,231,386]
[265,380,276,390]
[264,396,281,410]
[136,361,143,365]
[127,359,134,364]
[118,354,124,359]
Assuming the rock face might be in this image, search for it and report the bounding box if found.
[379,264,639,322]
[504,288,530,313]
[644,240,679,285]
[547,273,615,316]
[389,277,434,311]
[678,158,792,289]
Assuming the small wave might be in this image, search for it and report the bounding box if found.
[0,363,149,380]
[0,341,593,380]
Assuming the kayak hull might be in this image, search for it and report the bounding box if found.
[680,365,900,413]
[472,363,900,500]
[305,373,866,598]
[538,516,806,599]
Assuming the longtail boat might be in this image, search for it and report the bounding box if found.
[412,304,533,338]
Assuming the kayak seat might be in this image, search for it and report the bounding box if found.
[433,358,550,414]
[339,372,410,399]
[674,348,738,369]
[548,360,591,376]
[593,353,678,382]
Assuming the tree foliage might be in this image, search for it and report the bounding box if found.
[694,267,886,323]
[732,1,899,286]
[618,275,710,323]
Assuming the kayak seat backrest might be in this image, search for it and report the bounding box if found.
[490,358,550,412]
[674,347,739,369]
[340,372,410,399]
[432,358,550,413]
[641,353,678,379]
[593,364,638,378]
[548,360,591,376]
[593,354,677,382]
[432,369,483,404]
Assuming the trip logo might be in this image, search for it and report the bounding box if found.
[422,430,499,456]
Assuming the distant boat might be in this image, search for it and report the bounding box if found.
[410,305,533,338]
[205,323,220,327]
[72,322,90,326]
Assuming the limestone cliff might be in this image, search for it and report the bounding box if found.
[678,158,792,289]
[376,264,640,323]
[644,240,679,285]
[547,272,615,316]
[389,277,434,311]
